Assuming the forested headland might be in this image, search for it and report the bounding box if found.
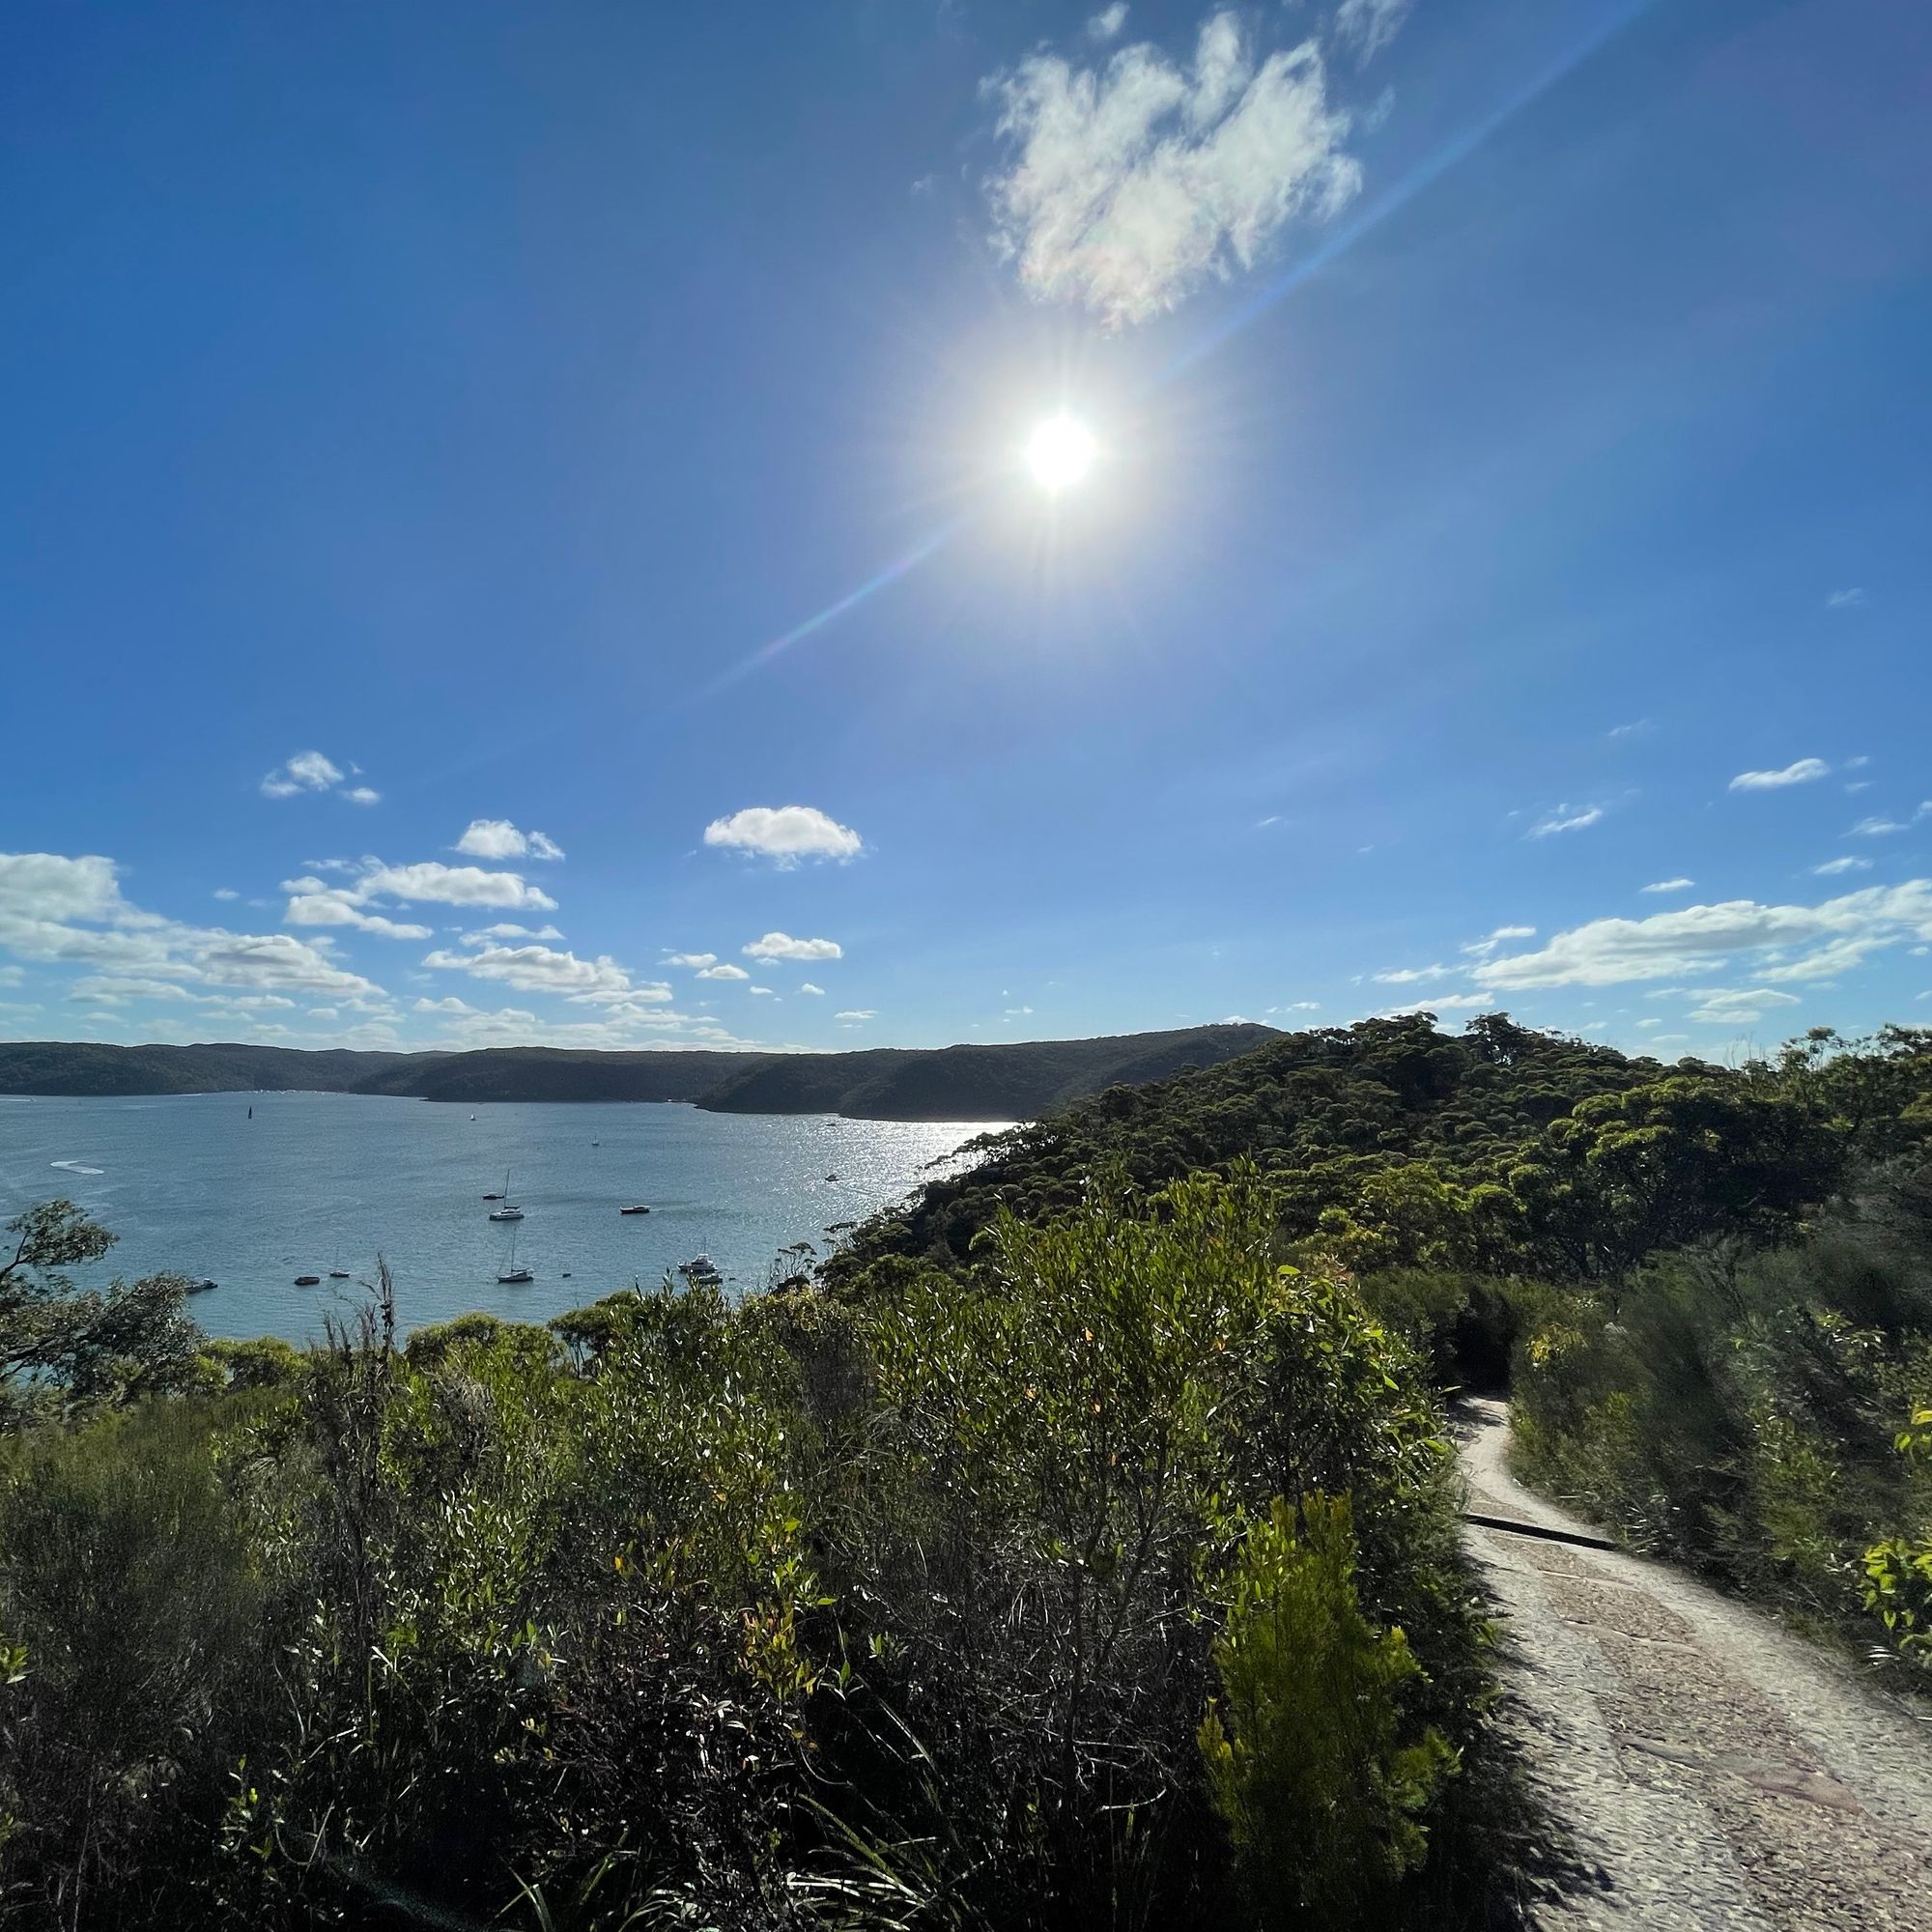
[2,1014,1928,1928]
[0,1024,1273,1121]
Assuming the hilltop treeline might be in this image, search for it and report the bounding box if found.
[0,1024,1273,1121]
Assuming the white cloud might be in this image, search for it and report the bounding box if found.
[422,941,664,1004]
[212,887,240,901]
[835,1009,877,1021]
[1089,3,1127,40]
[454,819,565,862]
[1528,804,1603,838]
[1372,962,1451,984]
[1461,924,1535,960]
[0,852,385,1004]
[664,952,718,969]
[697,963,751,980]
[799,981,826,996]
[744,931,843,963]
[1268,1000,1321,1012]
[260,751,376,805]
[1378,994,1491,1016]
[750,985,776,997]
[1850,805,1931,838]
[413,996,478,1015]
[1641,878,1695,895]
[1472,882,1932,993]
[1683,986,1802,1025]
[1607,720,1652,740]
[702,805,862,865]
[282,885,434,941]
[983,11,1359,327]
[355,862,556,911]
[1812,857,1871,876]
[1827,587,1865,609]
[1729,758,1830,791]
[1333,0,1411,64]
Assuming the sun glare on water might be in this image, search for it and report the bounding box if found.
[1025,413,1096,493]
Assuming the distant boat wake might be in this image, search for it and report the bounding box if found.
[49,1159,104,1176]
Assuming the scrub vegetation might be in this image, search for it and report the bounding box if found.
[2,1013,1928,1929]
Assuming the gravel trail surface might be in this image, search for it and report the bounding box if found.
[1457,1398,1932,1929]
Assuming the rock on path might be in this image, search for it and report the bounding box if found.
[1457,1397,1932,1930]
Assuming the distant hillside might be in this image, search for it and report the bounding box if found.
[0,1040,420,1097]
[0,1025,1277,1122]
[695,1026,1277,1121]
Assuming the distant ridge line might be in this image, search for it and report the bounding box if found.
[0,1025,1280,1123]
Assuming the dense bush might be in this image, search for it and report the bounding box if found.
[1512,1164,1932,1677]
[0,1167,1513,1930]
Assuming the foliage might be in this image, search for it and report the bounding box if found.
[1,1200,206,1427]
[1198,1494,1459,1929]
[0,1169,1512,1930]
[1513,1164,1932,1676]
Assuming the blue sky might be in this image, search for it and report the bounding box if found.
[3,0,1929,1062]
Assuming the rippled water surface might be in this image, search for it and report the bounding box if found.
[0,1093,997,1340]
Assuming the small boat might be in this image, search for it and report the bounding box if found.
[497,1226,533,1285]
[487,1167,525,1220]
[329,1269,351,1280]
[681,1254,722,1284]
[295,1274,322,1287]
[187,1278,217,1294]
[619,1204,651,1216]
[825,1173,839,1182]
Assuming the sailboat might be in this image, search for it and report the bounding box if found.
[487,1168,525,1221]
[497,1225,533,1285]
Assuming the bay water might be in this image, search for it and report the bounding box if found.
[0,1092,997,1341]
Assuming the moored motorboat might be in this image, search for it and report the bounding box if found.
[295,1274,322,1287]
[188,1278,217,1293]
[681,1254,722,1284]
[619,1204,651,1215]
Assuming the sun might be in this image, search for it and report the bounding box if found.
[1025,412,1096,493]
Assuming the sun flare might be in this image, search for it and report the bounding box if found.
[1025,412,1096,493]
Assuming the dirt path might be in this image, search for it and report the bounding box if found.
[1456,1398,1932,1929]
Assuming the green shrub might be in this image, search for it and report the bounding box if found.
[1198,1493,1458,1929]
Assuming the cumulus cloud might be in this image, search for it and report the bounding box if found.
[0,851,385,1004]
[422,941,667,1005]
[462,922,563,944]
[1090,3,1127,40]
[1471,882,1932,992]
[697,963,751,980]
[1333,0,1411,64]
[212,887,240,901]
[281,883,434,941]
[1378,993,1492,1016]
[454,819,565,862]
[1812,857,1871,876]
[664,952,718,969]
[359,862,557,911]
[1642,878,1695,895]
[1729,758,1830,791]
[1528,804,1603,838]
[800,982,826,996]
[703,806,863,866]
[260,751,378,805]
[982,10,1360,326]
[744,931,843,963]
